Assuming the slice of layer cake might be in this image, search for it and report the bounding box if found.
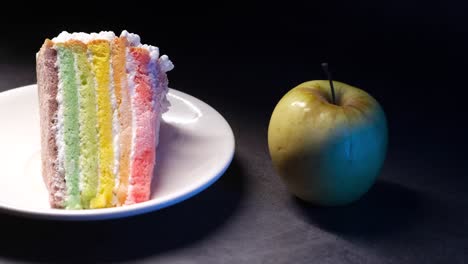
[36,31,174,209]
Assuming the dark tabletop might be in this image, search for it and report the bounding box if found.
[0,3,467,263]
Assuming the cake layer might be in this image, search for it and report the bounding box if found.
[88,40,115,209]
[56,43,81,209]
[71,41,99,209]
[37,31,173,209]
[36,40,66,208]
[113,37,133,205]
[127,47,155,204]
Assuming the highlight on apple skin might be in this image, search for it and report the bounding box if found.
[268,80,388,206]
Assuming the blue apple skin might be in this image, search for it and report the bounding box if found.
[268,80,388,206]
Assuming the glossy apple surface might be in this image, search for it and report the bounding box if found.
[268,80,388,206]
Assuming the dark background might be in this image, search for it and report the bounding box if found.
[0,2,467,263]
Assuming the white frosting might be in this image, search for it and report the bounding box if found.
[147,54,158,98]
[120,30,174,73]
[52,31,116,43]
[120,30,141,46]
[147,51,159,146]
[54,50,66,199]
[140,44,159,59]
[159,55,174,72]
[109,55,120,197]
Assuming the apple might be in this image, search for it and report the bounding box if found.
[268,80,388,206]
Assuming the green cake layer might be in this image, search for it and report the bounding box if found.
[73,44,99,209]
[56,45,81,209]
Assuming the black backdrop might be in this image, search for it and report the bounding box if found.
[0,2,467,263]
[1,2,465,155]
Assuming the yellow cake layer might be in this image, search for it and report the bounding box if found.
[88,40,115,208]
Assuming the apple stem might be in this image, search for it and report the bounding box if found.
[321,63,336,105]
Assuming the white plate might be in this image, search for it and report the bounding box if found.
[0,85,235,220]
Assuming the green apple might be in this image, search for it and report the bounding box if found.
[268,80,388,206]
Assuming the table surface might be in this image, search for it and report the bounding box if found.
[0,6,467,263]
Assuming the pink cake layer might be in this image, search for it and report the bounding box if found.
[126,47,156,204]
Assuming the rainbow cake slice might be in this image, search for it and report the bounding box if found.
[36,31,174,209]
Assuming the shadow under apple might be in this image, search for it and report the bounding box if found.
[0,121,246,263]
[291,180,427,238]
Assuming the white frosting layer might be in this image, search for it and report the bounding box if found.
[120,30,141,46]
[109,55,120,198]
[120,30,174,73]
[52,31,116,43]
[159,55,174,72]
[147,50,159,146]
[54,50,66,200]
